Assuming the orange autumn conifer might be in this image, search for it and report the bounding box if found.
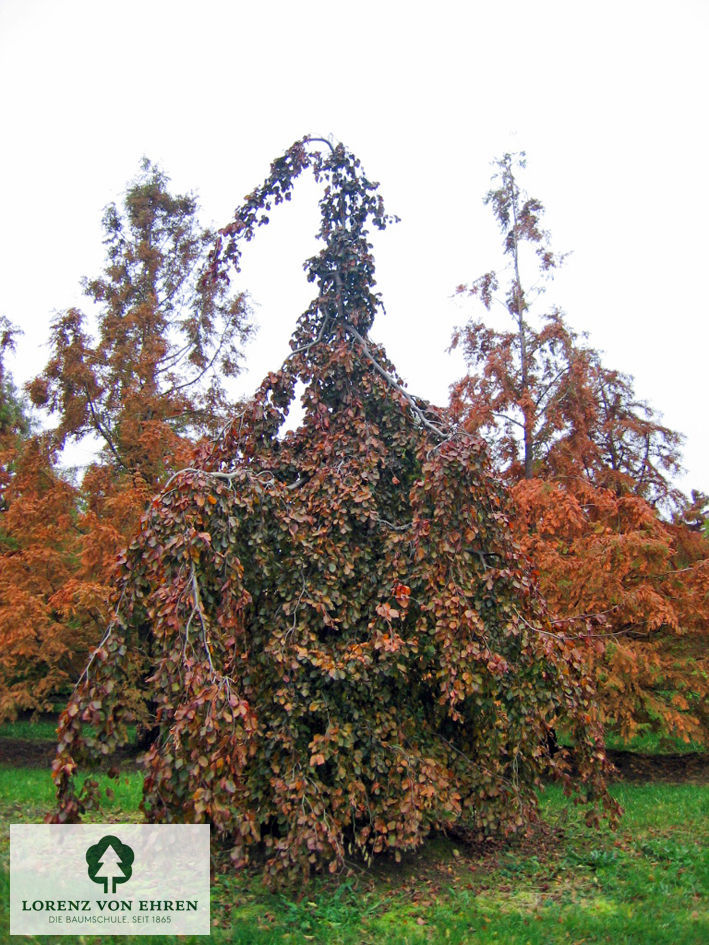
[451,152,709,744]
[0,320,98,718]
[0,163,252,719]
[29,159,252,540]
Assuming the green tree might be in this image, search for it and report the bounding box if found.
[0,318,29,435]
[0,317,31,511]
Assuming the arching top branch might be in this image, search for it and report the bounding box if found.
[201,136,399,341]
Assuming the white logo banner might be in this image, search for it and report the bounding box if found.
[10,824,210,935]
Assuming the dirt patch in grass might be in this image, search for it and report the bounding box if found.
[0,737,139,769]
[0,737,55,767]
[605,748,709,783]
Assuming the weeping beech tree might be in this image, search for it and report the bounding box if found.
[50,138,617,880]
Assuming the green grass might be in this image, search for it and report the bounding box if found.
[553,725,705,755]
[0,765,706,944]
[0,718,59,740]
[603,728,705,755]
[0,717,138,743]
[0,765,143,815]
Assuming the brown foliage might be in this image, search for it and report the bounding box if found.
[452,153,709,744]
[0,437,104,719]
[50,139,616,882]
[0,323,97,718]
[0,321,101,718]
[0,163,252,720]
[511,479,709,743]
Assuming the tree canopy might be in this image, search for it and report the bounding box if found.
[0,318,90,718]
[451,152,683,511]
[29,158,251,478]
[452,153,709,745]
[0,163,254,722]
[50,138,616,882]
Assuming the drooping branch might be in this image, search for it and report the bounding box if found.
[49,136,619,876]
[343,321,448,439]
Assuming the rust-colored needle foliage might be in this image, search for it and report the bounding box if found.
[0,320,96,718]
[512,480,709,743]
[0,436,92,719]
[50,139,616,882]
[451,153,709,745]
[0,164,253,721]
[29,158,252,531]
[0,318,99,720]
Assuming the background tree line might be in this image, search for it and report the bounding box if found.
[0,160,251,719]
[0,150,706,751]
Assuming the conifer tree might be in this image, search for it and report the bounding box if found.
[0,319,91,718]
[452,154,709,744]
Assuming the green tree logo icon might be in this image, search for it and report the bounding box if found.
[86,835,134,894]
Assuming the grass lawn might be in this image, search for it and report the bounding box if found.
[0,763,706,944]
[0,718,138,744]
[598,730,705,755]
[0,719,60,741]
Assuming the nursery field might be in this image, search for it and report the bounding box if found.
[2,127,708,945]
[0,725,706,945]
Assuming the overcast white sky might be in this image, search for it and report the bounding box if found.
[1,0,707,494]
